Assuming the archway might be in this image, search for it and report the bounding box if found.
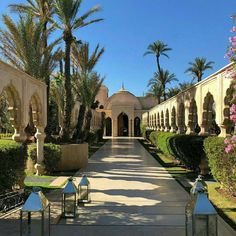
[105,117,112,136]
[118,113,129,136]
[188,99,198,133]
[161,111,164,131]
[165,109,170,131]
[157,112,160,130]
[171,106,177,132]
[154,114,157,129]
[178,103,186,134]
[223,88,234,134]
[202,92,220,135]
[25,93,43,141]
[0,91,14,134]
[134,117,141,137]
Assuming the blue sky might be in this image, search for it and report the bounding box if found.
[0,0,235,96]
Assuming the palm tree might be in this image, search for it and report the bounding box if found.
[179,82,194,91]
[0,14,59,81]
[148,69,178,101]
[72,42,105,74]
[185,57,214,82]
[148,84,163,104]
[9,0,55,134]
[167,87,180,98]
[73,72,104,142]
[144,40,172,73]
[53,0,103,141]
[72,42,105,141]
[51,75,65,129]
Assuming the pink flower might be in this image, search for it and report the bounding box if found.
[231,135,236,141]
[224,138,229,144]
[231,26,236,32]
[225,144,234,153]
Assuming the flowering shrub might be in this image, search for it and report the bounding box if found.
[204,137,236,196]
[224,25,236,153]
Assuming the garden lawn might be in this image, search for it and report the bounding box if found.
[208,182,236,230]
[24,175,66,189]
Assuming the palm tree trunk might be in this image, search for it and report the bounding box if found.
[197,73,202,82]
[41,2,51,137]
[156,56,161,74]
[72,104,86,142]
[82,108,92,142]
[61,33,73,141]
[163,85,166,101]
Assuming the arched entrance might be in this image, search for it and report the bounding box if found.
[134,117,141,137]
[105,117,112,136]
[118,113,129,136]
[202,92,220,135]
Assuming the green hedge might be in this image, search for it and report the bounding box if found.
[28,143,61,174]
[204,137,236,195]
[0,140,27,191]
[0,133,13,139]
[149,131,206,170]
[140,123,147,138]
[149,131,176,155]
[168,135,206,170]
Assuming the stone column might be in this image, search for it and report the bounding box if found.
[113,119,117,137]
[34,126,46,175]
[129,119,133,137]
[103,124,106,136]
[185,105,192,134]
[12,125,27,142]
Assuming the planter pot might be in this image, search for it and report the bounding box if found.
[57,143,88,171]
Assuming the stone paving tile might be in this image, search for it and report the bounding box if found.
[49,176,68,187]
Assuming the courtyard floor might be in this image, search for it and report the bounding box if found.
[0,139,234,235]
[54,139,189,236]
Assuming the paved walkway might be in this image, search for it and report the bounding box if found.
[1,139,235,235]
[54,139,189,236]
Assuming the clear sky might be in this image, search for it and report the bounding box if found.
[0,0,235,96]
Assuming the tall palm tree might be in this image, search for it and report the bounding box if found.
[185,57,214,82]
[51,75,65,128]
[53,0,103,141]
[72,42,105,141]
[72,42,105,74]
[148,69,178,101]
[9,0,55,134]
[73,72,104,142]
[167,87,180,99]
[179,82,194,91]
[144,40,172,73]
[0,14,59,81]
[9,0,54,47]
[148,84,163,104]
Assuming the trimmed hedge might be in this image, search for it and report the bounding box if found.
[0,140,27,191]
[204,137,236,196]
[149,131,206,170]
[0,133,13,139]
[149,131,175,155]
[28,143,61,174]
[168,135,206,170]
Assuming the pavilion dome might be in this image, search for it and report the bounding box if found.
[104,86,142,110]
